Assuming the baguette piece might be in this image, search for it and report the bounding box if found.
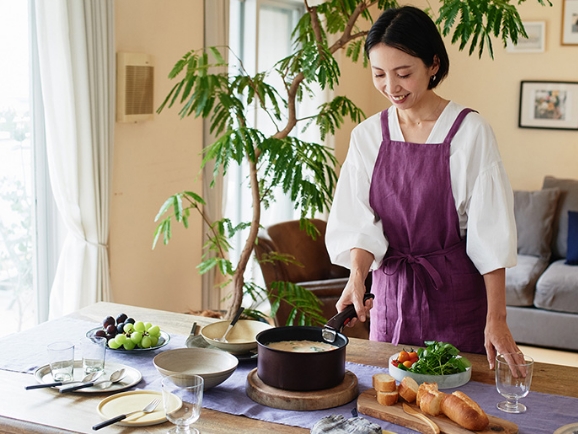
[372,373,396,392]
[419,389,446,416]
[416,382,438,407]
[377,390,399,406]
[398,376,419,403]
[441,391,489,431]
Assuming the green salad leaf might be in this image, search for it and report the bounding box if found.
[398,341,469,375]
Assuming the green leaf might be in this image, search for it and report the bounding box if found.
[268,281,326,326]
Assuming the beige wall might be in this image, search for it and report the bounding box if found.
[111,1,204,313]
[335,1,578,191]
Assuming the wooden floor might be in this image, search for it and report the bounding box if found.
[518,344,578,368]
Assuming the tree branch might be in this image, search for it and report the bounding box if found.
[227,156,261,319]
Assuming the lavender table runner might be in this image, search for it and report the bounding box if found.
[2,316,577,433]
[197,360,578,434]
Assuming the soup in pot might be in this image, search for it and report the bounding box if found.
[266,339,338,353]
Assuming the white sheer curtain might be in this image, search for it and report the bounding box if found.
[203,0,229,311]
[34,0,114,318]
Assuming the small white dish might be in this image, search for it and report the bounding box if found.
[34,360,142,393]
[388,353,471,389]
[554,422,578,434]
[97,390,179,427]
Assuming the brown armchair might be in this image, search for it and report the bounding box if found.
[255,219,370,339]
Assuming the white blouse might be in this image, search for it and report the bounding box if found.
[326,101,517,275]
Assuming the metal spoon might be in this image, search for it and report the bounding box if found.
[26,370,104,390]
[216,306,244,342]
[59,368,126,393]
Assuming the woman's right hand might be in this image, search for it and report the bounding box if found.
[336,274,372,326]
[335,248,375,325]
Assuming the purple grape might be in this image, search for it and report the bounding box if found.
[125,317,135,325]
[103,316,115,328]
[116,313,128,324]
[106,324,117,335]
[116,323,125,333]
[95,329,107,338]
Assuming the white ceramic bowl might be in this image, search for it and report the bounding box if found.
[201,320,273,355]
[388,353,472,389]
[153,348,239,390]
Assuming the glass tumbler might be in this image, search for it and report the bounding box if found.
[162,374,204,434]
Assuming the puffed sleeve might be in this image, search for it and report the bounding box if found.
[463,124,518,275]
[326,116,388,270]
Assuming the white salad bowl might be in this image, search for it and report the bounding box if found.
[388,353,472,389]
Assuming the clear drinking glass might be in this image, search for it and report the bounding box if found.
[162,374,204,434]
[81,336,107,375]
[495,352,534,413]
[47,341,75,382]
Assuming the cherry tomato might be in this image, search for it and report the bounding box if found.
[408,351,418,362]
[391,359,399,367]
[403,360,414,368]
[397,350,409,363]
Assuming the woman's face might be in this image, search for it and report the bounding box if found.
[368,43,438,110]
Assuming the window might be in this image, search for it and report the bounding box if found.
[226,0,305,268]
[0,0,61,338]
[226,1,328,307]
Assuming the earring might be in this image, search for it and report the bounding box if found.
[431,74,437,82]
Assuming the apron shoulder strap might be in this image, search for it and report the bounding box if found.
[380,109,390,142]
[444,108,478,143]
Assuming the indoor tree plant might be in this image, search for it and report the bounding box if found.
[153,0,551,323]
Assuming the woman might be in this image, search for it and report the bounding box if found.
[326,6,519,369]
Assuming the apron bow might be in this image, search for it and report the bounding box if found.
[381,240,466,345]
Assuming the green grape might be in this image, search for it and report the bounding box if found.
[148,325,161,337]
[115,333,127,345]
[108,339,121,349]
[134,321,145,333]
[144,322,152,331]
[149,335,159,347]
[130,331,143,344]
[141,336,152,348]
[123,340,136,350]
[123,323,134,334]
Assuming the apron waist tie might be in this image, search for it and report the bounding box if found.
[381,239,466,345]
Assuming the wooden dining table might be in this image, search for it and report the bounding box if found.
[0,301,576,434]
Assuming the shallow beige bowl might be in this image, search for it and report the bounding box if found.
[153,348,238,390]
[201,320,273,355]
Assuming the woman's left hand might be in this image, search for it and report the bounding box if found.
[484,316,520,369]
[483,268,521,369]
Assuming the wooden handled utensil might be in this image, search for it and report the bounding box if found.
[402,403,440,434]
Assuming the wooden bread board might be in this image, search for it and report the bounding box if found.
[358,388,518,434]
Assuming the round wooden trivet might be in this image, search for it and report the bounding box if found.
[245,368,358,411]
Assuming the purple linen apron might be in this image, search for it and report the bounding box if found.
[368,108,487,354]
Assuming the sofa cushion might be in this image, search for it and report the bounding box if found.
[513,188,560,259]
[535,259,578,314]
[505,255,550,306]
[542,176,578,259]
[567,210,578,265]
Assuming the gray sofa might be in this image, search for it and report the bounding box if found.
[505,176,578,351]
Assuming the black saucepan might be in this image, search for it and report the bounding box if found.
[256,293,374,391]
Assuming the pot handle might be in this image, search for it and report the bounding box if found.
[324,292,374,332]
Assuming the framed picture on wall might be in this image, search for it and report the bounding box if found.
[562,0,578,45]
[506,21,545,53]
[519,81,578,130]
